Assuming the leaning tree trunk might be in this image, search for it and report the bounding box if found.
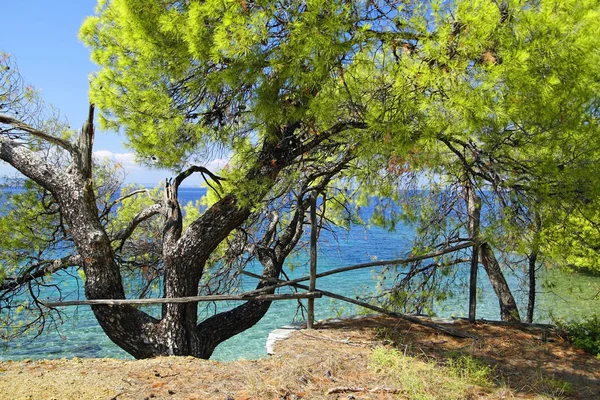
[1,105,164,358]
[195,254,285,358]
[478,243,521,322]
[464,180,521,323]
[194,194,307,358]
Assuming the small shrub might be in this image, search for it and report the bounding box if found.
[555,314,600,358]
[327,299,345,318]
[373,326,394,343]
[446,354,495,387]
[538,377,574,397]
[371,347,488,400]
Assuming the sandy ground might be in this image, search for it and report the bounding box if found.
[0,316,598,400]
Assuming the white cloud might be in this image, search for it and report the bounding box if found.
[203,158,229,172]
[92,151,231,186]
[2,150,230,187]
[93,150,138,170]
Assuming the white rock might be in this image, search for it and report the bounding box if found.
[265,323,303,355]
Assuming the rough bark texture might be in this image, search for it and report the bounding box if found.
[195,200,306,358]
[1,106,333,359]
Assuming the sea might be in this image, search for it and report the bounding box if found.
[1,186,599,361]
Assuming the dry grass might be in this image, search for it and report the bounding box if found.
[1,316,599,399]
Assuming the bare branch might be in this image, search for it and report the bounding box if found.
[111,203,163,250]
[261,211,280,246]
[0,114,74,153]
[1,254,81,291]
[75,104,95,179]
[242,271,478,339]
[101,188,157,218]
[42,292,322,307]
[174,165,225,193]
[249,242,475,293]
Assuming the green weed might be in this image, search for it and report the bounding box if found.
[555,314,600,357]
[538,376,574,397]
[371,347,489,400]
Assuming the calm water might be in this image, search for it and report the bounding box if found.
[1,187,599,361]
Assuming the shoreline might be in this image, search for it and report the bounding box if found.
[1,315,599,399]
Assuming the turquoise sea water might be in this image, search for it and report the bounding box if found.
[1,187,599,361]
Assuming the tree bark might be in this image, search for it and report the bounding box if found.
[526,249,537,324]
[526,213,542,323]
[465,181,481,322]
[195,200,306,358]
[463,181,521,323]
[1,104,360,358]
[478,243,521,322]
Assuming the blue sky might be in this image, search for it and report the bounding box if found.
[1,2,221,185]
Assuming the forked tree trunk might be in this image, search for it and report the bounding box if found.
[0,106,315,359]
[1,89,370,358]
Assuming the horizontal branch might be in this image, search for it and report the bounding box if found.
[174,165,224,192]
[42,292,322,307]
[1,254,81,291]
[0,136,68,193]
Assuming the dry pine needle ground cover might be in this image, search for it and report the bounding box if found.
[0,316,598,400]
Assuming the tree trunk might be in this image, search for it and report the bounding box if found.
[478,243,521,322]
[195,254,284,358]
[465,181,481,322]
[194,202,307,357]
[526,249,537,323]
[526,214,541,323]
[463,180,521,323]
[1,106,339,359]
[157,180,200,356]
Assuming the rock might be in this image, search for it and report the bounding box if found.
[265,323,303,355]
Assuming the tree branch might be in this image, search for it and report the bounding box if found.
[0,136,68,193]
[1,254,81,291]
[75,104,95,179]
[0,114,75,153]
[101,188,157,218]
[299,120,367,157]
[174,165,225,193]
[111,203,163,251]
[261,211,280,247]
[437,136,489,182]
